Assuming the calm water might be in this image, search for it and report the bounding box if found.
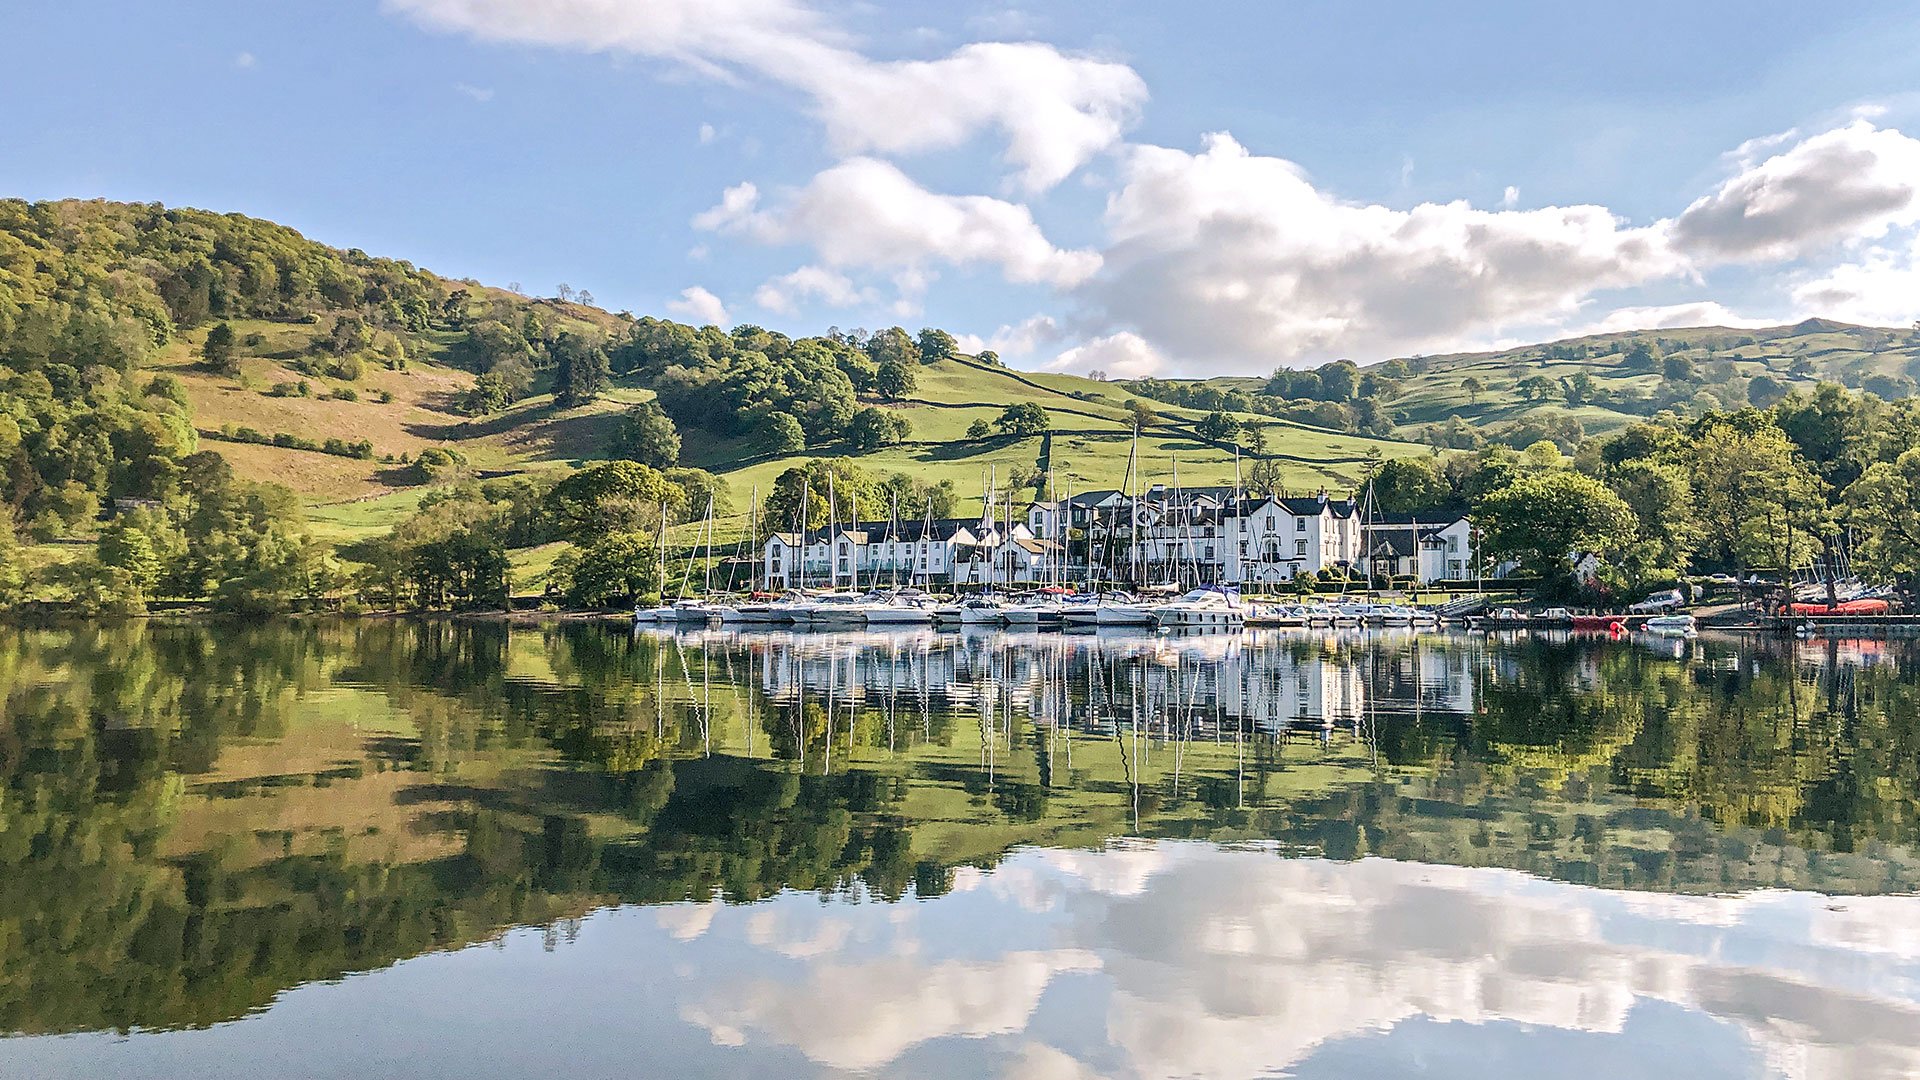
[2,621,1918,1079]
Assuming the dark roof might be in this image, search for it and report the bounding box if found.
[767,518,988,546]
[1367,507,1469,526]
[1064,489,1124,506]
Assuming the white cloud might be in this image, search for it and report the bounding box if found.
[384,0,1142,190]
[1501,185,1520,209]
[1045,331,1166,379]
[752,265,873,314]
[666,285,729,326]
[956,314,1069,359]
[696,158,1101,287]
[697,122,717,145]
[453,82,494,102]
[1569,301,1775,336]
[1674,119,1920,262]
[1082,132,1686,369]
[1790,229,1920,326]
[233,51,257,69]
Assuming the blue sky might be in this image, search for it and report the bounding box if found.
[7,1,1920,375]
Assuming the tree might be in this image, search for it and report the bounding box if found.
[1686,413,1823,572]
[553,333,609,407]
[560,530,660,608]
[977,350,1000,367]
[1478,471,1637,582]
[201,322,238,375]
[0,520,24,610]
[1461,376,1484,404]
[610,401,681,468]
[847,407,912,451]
[1371,457,1448,513]
[1663,355,1696,382]
[1240,425,1267,455]
[1195,411,1240,444]
[1517,375,1558,401]
[865,327,915,367]
[1563,372,1598,406]
[1850,448,1920,590]
[546,461,679,540]
[966,419,993,439]
[1246,459,1286,496]
[664,468,731,520]
[763,413,806,454]
[1747,373,1789,408]
[1623,342,1659,371]
[1125,399,1157,430]
[916,328,957,364]
[875,358,917,400]
[881,473,958,520]
[995,403,1050,436]
[327,315,370,357]
[1607,459,1699,581]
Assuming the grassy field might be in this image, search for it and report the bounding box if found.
[1168,319,1920,442]
[137,330,1429,560]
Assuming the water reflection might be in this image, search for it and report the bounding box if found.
[1,621,1917,1077]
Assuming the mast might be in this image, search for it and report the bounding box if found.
[828,473,839,592]
[702,494,714,597]
[799,476,811,591]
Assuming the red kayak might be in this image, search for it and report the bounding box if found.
[1789,599,1891,616]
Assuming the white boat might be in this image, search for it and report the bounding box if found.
[1301,604,1337,626]
[1245,603,1306,627]
[957,596,1010,624]
[1062,594,1156,626]
[1642,613,1697,636]
[664,598,722,622]
[1154,586,1245,630]
[862,593,937,625]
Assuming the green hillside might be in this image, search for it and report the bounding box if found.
[1131,320,1920,451]
[1,198,1426,564]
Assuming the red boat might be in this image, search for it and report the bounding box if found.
[1788,598,1891,616]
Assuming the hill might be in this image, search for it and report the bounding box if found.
[1,198,1429,561]
[1127,320,1920,452]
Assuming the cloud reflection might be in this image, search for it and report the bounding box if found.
[677,844,1920,1079]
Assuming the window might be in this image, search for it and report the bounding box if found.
[1449,559,1463,578]
[1205,545,1215,560]
[1295,539,1308,556]
[1295,518,1306,532]
[1447,537,1459,552]
[1239,541,1248,556]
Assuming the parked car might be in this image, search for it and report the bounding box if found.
[1706,573,1737,585]
[1537,607,1574,624]
[1630,589,1686,613]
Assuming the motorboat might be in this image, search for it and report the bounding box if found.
[663,598,724,622]
[1153,586,1245,630]
[1244,603,1306,627]
[956,596,1010,625]
[1642,613,1697,637]
[862,592,937,625]
[1062,594,1156,626]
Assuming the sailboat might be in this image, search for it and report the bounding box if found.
[1063,427,1154,626]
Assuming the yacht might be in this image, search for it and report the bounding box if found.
[1062,593,1156,627]
[1153,586,1245,630]
[956,596,1010,624]
[862,592,937,625]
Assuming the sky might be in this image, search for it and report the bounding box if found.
[7,1,1920,377]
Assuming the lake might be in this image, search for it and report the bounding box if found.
[1,621,1917,1078]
